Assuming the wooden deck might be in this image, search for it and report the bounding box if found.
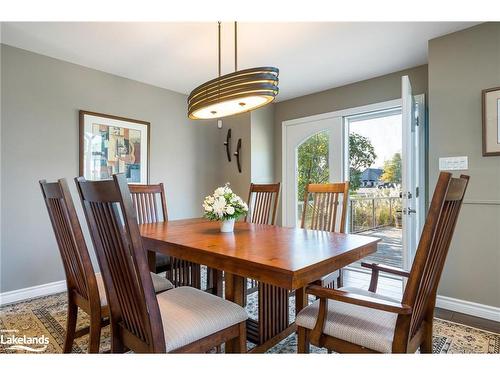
[343,268,403,300]
[351,226,403,268]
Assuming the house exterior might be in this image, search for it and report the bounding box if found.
[360,168,383,187]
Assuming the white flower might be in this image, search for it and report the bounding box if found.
[212,196,227,218]
[241,202,248,212]
[214,187,226,197]
[203,203,213,212]
[226,206,235,215]
[206,196,215,204]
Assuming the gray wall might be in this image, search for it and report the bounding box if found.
[0,44,219,293]
[216,106,275,201]
[251,105,275,184]
[273,64,428,223]
[428,23,500,307]
[216,113,252,199]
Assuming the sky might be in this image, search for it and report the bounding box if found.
[349,113,402,169]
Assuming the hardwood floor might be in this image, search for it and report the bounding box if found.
[344,268,500,334]
[434,308,500,334]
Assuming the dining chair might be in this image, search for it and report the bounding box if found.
[301,182,350,288]
[244,183,281,297]
[40,179,173,353]
[75,174,248,353]
[242,183,287,344]
[129,183,201,289]
[296,172,469,353]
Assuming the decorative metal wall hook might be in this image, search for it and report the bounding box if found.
[224,129,232,162]
[234,138,242,173]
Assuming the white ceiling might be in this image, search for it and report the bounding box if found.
[1,22,478,101]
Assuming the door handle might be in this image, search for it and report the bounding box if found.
[407,208,417,215]
[400,191,412,199]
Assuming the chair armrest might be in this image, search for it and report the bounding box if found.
[361,262,410,293]
[311,271,338,288]
[305,284,412,315]
[361,262,411,278]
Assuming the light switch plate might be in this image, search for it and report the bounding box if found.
[439,156,468,171]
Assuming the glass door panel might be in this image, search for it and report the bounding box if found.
[346,109,404,270]
[296,130,330,226]
[283,117,343,228]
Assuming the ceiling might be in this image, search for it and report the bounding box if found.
[1,22,478,101]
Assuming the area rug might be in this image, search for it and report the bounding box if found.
[1,290,499,354]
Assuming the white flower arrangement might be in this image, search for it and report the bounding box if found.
[203,183,248,221]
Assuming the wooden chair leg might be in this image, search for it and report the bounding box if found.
[297,326,310,354]
[420,321,433,353]
[225,322,247,353]
[63,299,78,353]
[236,321,247,353]
[88,312,102,353]
[110,323,126,354]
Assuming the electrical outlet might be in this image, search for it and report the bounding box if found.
[439,156,468,171]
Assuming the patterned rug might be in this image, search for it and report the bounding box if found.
[1,288,499,354]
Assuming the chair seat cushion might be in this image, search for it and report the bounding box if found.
[295,286,398,353]
[95,272,174,307]
[157,286,248,352]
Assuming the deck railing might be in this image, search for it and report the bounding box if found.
[349,196,402,233]
[297,196,402,233]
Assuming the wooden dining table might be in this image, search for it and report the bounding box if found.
[140,218,380,353]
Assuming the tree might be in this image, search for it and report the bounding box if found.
[348,133,377,191]
[297,131,376,201]
[381,153,402,184]
[297,131,329,201]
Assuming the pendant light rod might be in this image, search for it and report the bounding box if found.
[218,21,221,77]
[234,21,238,71]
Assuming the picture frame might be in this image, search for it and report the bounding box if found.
[482,87,500,156]
[79,110,150,183]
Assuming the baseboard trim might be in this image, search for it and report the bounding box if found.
[0,280,66,306]
[436,295,500,322]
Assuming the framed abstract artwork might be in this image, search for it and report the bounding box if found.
[482,87,500,156]
[79,110,150,183]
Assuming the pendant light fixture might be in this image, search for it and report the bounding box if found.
[188,22,279,120]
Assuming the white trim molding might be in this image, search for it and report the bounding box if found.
[281,98,402,127]
[0,280,66,306]
[436,295,500,322]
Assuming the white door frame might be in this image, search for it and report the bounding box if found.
[414,93,427,251]
[281,99,401,227]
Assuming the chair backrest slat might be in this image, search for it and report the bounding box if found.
[75,175,165,352]
[301,183,349,233]
[245,183,281,225]
[129,184,168,224]
[40,179,98,303]
[402,173,469,340]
